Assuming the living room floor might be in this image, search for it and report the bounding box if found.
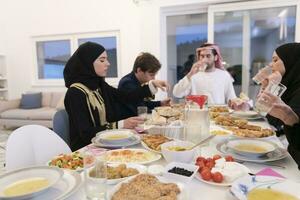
[0,128,12,175]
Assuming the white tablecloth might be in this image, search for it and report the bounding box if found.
[66,120,300,200]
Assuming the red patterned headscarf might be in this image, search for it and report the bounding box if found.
[196,43,224,70]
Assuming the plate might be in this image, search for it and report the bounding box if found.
[231,111,263,120]
[230,175,300,200]
[47,151,83,171]
[106,163,147,185]
[0,166,63,200]
[31,169,82,200]
[96,129,135,144]
[216,141,288,163]
[106,174,188,200]
[226,139,277,157]
[106,149,161,164]
[92,134,141,148]
[141,141,161,154]
[194,161,250,187]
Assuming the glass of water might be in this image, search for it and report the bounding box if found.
[252,65,272,84]
[255,80,287,116]
[137,106,148,120]
[84,150,107,200]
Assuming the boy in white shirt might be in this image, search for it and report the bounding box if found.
[173,43,237,105]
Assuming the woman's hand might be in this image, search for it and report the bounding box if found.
[260,71,282,91]
[123,116,145,129]
[261,92,299,126]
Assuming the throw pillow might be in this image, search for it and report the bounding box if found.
[20,92,42,109]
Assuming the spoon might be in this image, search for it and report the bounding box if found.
[188,134,216,150]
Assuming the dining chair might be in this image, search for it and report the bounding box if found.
[5,124,71,171]
[53,109,70,146]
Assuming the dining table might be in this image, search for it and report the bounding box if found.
[65,119,300,200]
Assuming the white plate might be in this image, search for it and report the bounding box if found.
[232,110,259,117]
[92,134,141,148]
[96,129,135,144]
[31,169,82,200]
[141,141,161,154]
[0,166,63,200]
[107,163,147,185]
[106,149,161,165]
[106,174,188,200]
[216,141,288,163]
[230,175,300,200]
[194,162,250,187]
[226,139,277,157]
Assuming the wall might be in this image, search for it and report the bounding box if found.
[0,0,142,99]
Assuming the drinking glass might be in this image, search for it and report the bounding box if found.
[255,81,287,116]
[84,150,107,200]
[137,106,148,120]
[252,65,272,84]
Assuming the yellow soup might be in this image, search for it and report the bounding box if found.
[105,134,129,140]
[211,130,229,135]
[167,146,189,151]
[234,144,267,153]
[247,188,299,200]
[3,177,49,197]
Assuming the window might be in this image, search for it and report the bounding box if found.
[36,40,70,79]
[33,32,120,86]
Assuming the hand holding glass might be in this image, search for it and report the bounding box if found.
[137,106,148,121]
[255,81,287,116]
[252,65,272,84]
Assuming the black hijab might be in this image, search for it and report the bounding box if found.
[275,43,300,104]
[64,42,105,90]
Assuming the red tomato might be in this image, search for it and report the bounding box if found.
[196,160,205,169]
[212,172,224,183]
[196,156,207,163]
[201,169,212,181]
[199,166,210,173]
[225,155,234,162]
[213,154,222,161]
[205,161,215,169]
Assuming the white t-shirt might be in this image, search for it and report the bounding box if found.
[173,68,237,104]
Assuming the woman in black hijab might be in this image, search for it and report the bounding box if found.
[64,42,168,151]
[259,42,300,168]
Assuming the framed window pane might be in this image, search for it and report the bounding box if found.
[167,13,208,98]
[214,6,296,99]
[36,40,71,79]
[78,37,118,78]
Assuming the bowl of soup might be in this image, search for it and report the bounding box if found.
[227,139,277,157]
[161,141,196,163]
[97,129,135,144]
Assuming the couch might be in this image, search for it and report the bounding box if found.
[0,92,65,128]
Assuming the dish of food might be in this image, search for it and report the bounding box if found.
[209,106,230,113]
[146,105,184,125]
[92,134,141,148]
[97,129,135,144]
[0,166,63,200]
[141,134,173,153]
[194,155,250,186]
[230,175,300,200]
[102,163,147,185]
[106,174,188,200]
[48,151,84,171]
[227,126,274,138]
[105,149,161,164]
[226,139,277,157]
[216,141,288,163]
[231,110,262,120]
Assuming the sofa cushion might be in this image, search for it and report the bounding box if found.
[42,92,52,107]
[20,93,42,109]
[50,92,65,108]
[0,107,57,120]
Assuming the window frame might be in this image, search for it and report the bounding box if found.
[31,31,121,87]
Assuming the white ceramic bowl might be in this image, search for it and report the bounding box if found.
[163,162,199,183]
[227,139,277,157]
[161,141,196,163]
[97,129,135,144]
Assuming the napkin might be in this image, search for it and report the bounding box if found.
[256,167,285,178]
